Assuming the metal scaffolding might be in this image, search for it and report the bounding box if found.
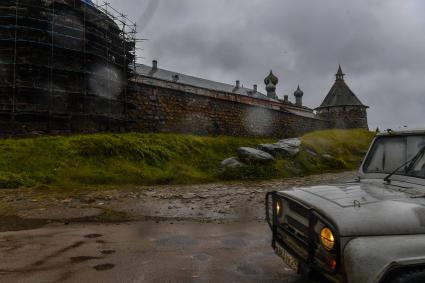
[0,0,138,134]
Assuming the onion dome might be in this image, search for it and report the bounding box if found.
[294,85,304,97]
[264,70,279,86]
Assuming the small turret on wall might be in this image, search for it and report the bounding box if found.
[294,85,304,106]
[264,70,279,99]
[316,66,369,129]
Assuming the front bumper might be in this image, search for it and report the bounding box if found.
[266,191,346,283]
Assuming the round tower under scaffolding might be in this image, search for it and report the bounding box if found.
[0,0,137,135]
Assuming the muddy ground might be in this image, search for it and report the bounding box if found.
[0,171,356,283]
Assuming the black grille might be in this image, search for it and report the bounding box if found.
[288,200,310,219]
[286,215,309,236]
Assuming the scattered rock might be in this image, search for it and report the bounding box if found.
[220,157,244,169]
[256,143,297,157]
[257,138,301,158]
[182,193,196,199]
[322,154,335,160]
[237,147,275,164]
[305,148,318,157]
[277,138,300,147]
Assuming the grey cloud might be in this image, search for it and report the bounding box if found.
[109,0,425,130]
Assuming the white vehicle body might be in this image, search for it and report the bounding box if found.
[266,129,425,283]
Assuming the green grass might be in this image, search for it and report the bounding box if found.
[217,129,375,180]
[0,129,374,189]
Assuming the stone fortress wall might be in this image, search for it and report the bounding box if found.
[127,79,331,138]
[0,1,369,138]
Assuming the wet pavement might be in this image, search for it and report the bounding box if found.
[0,221,315,283]
[0,171,356,282]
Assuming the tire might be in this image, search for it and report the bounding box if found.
[390,269,425,283]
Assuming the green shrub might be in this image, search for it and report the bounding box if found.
[0,172,32,189]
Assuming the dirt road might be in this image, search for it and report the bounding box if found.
[0,171,357,282]
[0,221,314,283]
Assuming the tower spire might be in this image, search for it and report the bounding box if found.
[336,65,345,81]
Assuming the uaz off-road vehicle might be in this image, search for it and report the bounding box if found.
[266,129,425,283]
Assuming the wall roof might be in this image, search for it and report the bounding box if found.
[135,63,270,100]
[134,63,323,120]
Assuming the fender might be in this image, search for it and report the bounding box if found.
[343,235,425,283]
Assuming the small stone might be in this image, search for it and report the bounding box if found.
[322,154,335,160]
[277,138,301,148]
[182,193,196,199]
[305,148,318,157]
[220,157,244,169]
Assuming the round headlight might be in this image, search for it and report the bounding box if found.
[320,227,335,251]
[276,201,281,215]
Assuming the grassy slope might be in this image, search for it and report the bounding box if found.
[0,129,374,189]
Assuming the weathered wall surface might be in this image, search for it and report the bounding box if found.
[0,95,129,136]
[127,81,331,138]
[318,106,368,130]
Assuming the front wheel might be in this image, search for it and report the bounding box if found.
[390,269,425,283]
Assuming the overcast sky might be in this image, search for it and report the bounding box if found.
[108,0,425,130]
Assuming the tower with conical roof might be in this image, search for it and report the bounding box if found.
[316,66,369,129]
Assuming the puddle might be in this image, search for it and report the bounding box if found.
[0,215,48,232]
[70,256,100,263]
[236,263,261,276]
[154,235,200,247]
[191,253,211,262]
[93,263,115,271]
[221,237,247,247]
[84,234,102,239]
[32,241,85,266]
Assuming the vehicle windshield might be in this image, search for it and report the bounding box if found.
[363,134,425,179]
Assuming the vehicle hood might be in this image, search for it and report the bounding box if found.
[281,181,425,237]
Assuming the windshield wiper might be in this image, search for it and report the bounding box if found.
[384,146,425,184]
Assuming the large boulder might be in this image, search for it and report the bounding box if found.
[277,138,301,148]
[237,147,275,164]
[220,157,244,169]
[258,138,301,158]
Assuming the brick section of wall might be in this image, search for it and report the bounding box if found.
[127,82,331,138]
[318,106,369,130]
